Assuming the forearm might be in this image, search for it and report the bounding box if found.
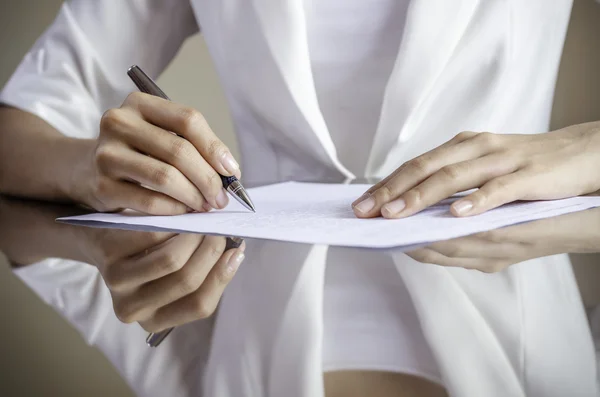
[0,106,95,203]
[0,195,89,267]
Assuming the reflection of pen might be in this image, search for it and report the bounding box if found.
[127,65,256,212]
[145,237,244,347]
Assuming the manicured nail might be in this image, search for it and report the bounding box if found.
[353,193,370,206]
[216,189,229,209]
[354,195,376,214]
[382,199,406,217]
[220,152,240,176]
[227,250,245,273]
[452,200,473,215]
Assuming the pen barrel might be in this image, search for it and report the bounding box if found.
[220,174,238,188]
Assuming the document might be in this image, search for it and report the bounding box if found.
[59,182,600,249]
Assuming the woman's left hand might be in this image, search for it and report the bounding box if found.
[352,122,600,218]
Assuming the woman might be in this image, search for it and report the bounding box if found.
[0,0,598,396]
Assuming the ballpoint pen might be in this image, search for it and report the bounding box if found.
[127,65,256,213]
[127,65,254,347]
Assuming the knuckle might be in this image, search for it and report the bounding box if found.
[102,266,124,291]
[404,188,423,206]
[203,171,222,195]
[488,177,512,193]
[418,251,436,265]
[93,177,112,199]
[139,195,161,214]
[455,131,477,141]
[407,156,430,175]
[192,297,216,319]
[475,132,500,149]
[94,145,117,169]
[156,252,184,274]
[146,232,166,247]
[375,183,394,202]
[113,299,138,324]
[206,139,225,158]
[124,91,145,105]
[208,237,227,259]
[168,138,195,163]
[481,262,506,274]
[151,165,175,187]
[439,164,462,181]
[100,108,124,132]
[178,107,205,134]
[444,245,464,258]
[174,271,201,295]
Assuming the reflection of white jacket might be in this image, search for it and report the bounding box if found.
[1,1,597,396]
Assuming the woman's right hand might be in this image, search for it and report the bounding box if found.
[81,92,241,215]
[78,228,246,332]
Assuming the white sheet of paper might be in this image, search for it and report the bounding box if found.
[58,182,600,249]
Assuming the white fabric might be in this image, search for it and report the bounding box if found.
[304,0,410,176]
[322,248,441,383]
[2,1,598,397]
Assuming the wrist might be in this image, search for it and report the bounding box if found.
[60,137,97,206]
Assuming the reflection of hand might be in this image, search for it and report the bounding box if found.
[1,197,246,332]
[78,229,245,332]
[78,92,241,215]
[405,207,600,272]
[352,123,600,219]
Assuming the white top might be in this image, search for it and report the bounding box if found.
[303,0,440,380]
[304,0,410,176]
[2,1,595,396]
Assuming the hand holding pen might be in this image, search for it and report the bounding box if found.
[83,65,253,216]
[72,64,254,346]
[75,227,246,347]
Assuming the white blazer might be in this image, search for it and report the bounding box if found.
[1,1,597,396]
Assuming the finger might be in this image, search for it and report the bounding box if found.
[425,235,527,259]
[95,178,188,215]
[125,93,241,178]
[110,116,228,210]
[140,244,246,332]
[357,131,480,204]
[90,230,176,267]
[406,247,511,273]
[380,152,521,218]
[450,169,531,217]
[126,235,227,321]
[104,234,203,292]
[353,132,503,218]
[99,144,211,211]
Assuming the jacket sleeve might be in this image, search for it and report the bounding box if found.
[0,0,199,138]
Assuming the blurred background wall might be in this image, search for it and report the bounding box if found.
[0,1,599,396]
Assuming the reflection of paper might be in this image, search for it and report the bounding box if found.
[58,182,600,249]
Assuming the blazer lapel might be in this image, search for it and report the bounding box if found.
[366,0,482,176]
[215,0,353,178]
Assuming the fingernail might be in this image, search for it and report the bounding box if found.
[453,200,473,215]
[187,207,195,213]
[216,189,229,209]
[239,240,246,252]
[353,195,375,214]
[227,250,245,273]
[353,193,370,206]
[202,202,213,212]
[220,152,240,176]
[382,199,405,217]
